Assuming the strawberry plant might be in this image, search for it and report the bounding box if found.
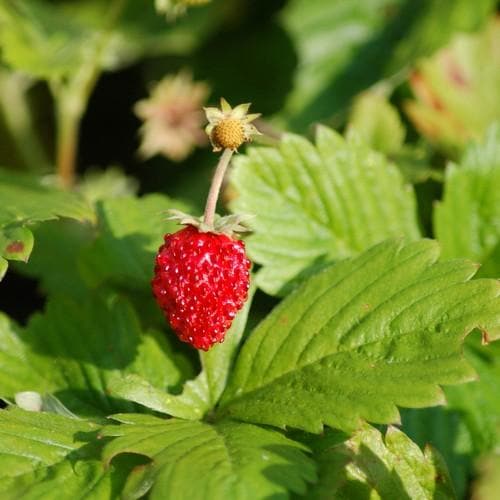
[0,1,499,499]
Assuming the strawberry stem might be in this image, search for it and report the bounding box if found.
[203,148,234,227]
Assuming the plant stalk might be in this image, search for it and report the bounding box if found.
[55,100,81,188]
[203,148,234,226]
[52,0,126,188]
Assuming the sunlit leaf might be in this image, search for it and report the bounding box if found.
[305,424,455,499]
[229,126,420,295]
[434,124,500,277]
[102,414,315,500]
[220,240,500,432]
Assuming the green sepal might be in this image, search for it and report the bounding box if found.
[167,209,254,236]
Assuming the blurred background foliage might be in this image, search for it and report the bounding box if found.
[0,0,499,498]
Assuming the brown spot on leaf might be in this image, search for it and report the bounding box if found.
[443,53,469,88]
[481,329,490,345]
[279,316,289,325]
[5,240,24,254]
[362,303,372,311]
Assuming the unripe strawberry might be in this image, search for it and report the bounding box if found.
[204,98,261,152]
[152,225,251,350]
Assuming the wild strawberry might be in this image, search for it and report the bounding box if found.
[152,98,259,350]
[152,225,251,350]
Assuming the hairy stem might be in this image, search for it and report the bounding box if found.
[203,148,234,226]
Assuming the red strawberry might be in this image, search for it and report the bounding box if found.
[152,225,251,350]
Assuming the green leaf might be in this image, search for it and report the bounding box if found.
[403,333,500,496]
[444,335,500,453]
[108,373,202,420]
[0,226,33,262]
[102,414,316,500]
[229,126,420,295]
[434,124,500,277]
[401,407,473,499]
[280,0,399,128]
[0,0,88,79]
[13,219,92,300]
[305,423,455,499]
[405,20,500,154]
[0,407,130,499]
[0,0,224,82]
[281,0,496,130]
[0,313,42,396]
[109,285,255,418]
[80,194,190,290]
[219,239,500,433]
[0,168,94,279]
[0,294,189,418]
[0,226,33,281]
[77,167,138,205]
[346,91,405,156]
[0,169,94,226]
[393,145,444,184]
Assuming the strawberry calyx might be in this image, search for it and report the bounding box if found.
[167,209,253,236]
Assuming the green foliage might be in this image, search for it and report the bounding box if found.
[12,220,92,299]
[102,413,316,500]
[445,336,500,454]
[0,226,33,280]
[0,169,93,227]
[0,294,190,418]
[305,424,455,499]
[229,126,420,295]
[0,0,89,80]
[347,91,405,156]
[80,194,190,290]
[0,0,217,81]
[0,169,94,280]
[405,20,500,154]
[0,407,131,500]
[434,123,500,277]
[0,1,499,497]
[0,314,42,396]
[281,0,496,130]
[219,240,500,433]
[109,285,254,419]
[403,338,500,497]
[346,92,443,184]
[401,407,474,499]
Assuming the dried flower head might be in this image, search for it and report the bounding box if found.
[134,71,209,162]
[204,98,261,152]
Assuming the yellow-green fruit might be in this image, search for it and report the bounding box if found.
[211,118,246,150]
